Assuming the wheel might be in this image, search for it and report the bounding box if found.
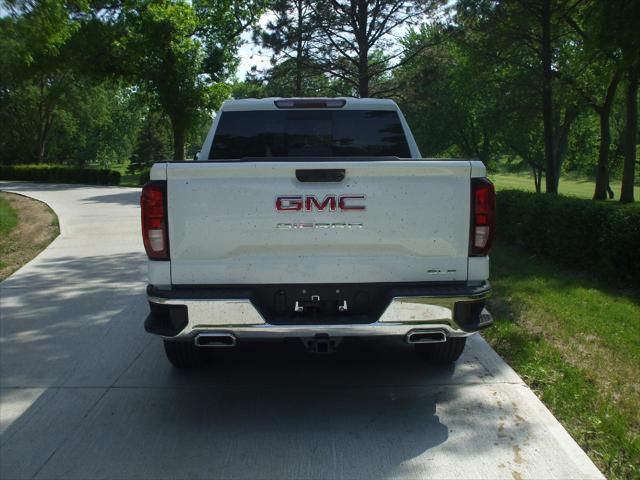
[163,339,207,369]
[414,337,467,364]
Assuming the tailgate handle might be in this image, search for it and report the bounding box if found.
[296,169,345,183]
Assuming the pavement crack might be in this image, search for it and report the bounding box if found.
[29,386,109,480]
[111,336,154,387]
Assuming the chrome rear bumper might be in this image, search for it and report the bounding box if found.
[145,282,492,340]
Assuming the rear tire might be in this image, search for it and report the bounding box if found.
[415,337,467,364]
[163,340,207,369]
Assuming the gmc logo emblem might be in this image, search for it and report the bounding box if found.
[276,195,366,212]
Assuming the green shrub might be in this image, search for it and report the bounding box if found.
[139,168,151,186]
[497,190,640,288]
[0,164,120,186]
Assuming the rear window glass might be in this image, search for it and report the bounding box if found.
[208,110,411,160]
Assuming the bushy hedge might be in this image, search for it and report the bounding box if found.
[139,168,151,186]
[497,190,640,287]
[0,164,120,185]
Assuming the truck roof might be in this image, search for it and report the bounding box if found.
[221,97,399,112]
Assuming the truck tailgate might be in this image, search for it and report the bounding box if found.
[165,160,471,284]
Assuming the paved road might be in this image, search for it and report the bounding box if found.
[0,182,603,480]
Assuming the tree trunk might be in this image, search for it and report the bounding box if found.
[358,56,369,97]
[356,0,369,98]
[621,63,638,203]
[37,140,46,164]
[593,108,611,200]
[533,167,542,193]
[553,107,577,187]
[36,77,55,164]
[37,109,54,164]
[593,72,621,200]
[294,0,303,96]
[172,122,186,161]
[37,114,46,164]
[541,0,557,194]
[607,184,614,199]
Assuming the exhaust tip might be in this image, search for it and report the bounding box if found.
[195,333,237,347]
[405,329,447,344]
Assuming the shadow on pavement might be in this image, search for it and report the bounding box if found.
[0,252,148,388]
[2,338,527,480]
[153,338,474,389]
[81,191,141,206]
[1,253,526,479]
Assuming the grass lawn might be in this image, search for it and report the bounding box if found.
[0,194,18,233]
[0,195,19,270]
[486,244,639,479]
[490,172,640,200]
[0,192,59,280]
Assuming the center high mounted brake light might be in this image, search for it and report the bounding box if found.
[274,99,346,109]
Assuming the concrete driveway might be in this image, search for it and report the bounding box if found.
[0,182,603,480]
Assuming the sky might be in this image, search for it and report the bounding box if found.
[236,37,271,80]
[235,13,275,80]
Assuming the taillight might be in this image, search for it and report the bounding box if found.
[141,181,169,260]
[470,178,495,256]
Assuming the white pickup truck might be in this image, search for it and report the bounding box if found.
[141,97,495,369]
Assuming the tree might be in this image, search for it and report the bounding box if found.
[118,0,262,160]
[456,0,585,194]
[47,82,142,167]
[605,0,640,203]
[308,0,444,97]
[120,1,206,161]
[559,1,627,200]
[131,111,171,170]
[562,0,639,203]
[590,72,621,200]
[394,26,500,164]
[260,0,317,96]
[558,0,638,202]
[0,0,85,163]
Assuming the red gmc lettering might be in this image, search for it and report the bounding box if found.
[338,195,366,211]
[275,196,303,211]
[276,195,366,212]
[305,196,337,212]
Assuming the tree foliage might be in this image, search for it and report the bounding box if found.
[116,0,260,160]
[0,0,637,201]
[392,0,637,199]
[0,0,259,162]
[0,0,87,163]
[307,0,444,97]
[259,0,317,96]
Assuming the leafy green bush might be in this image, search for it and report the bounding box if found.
[139,168,151,186]
[0,164,120,186]
[497,190,640,287]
